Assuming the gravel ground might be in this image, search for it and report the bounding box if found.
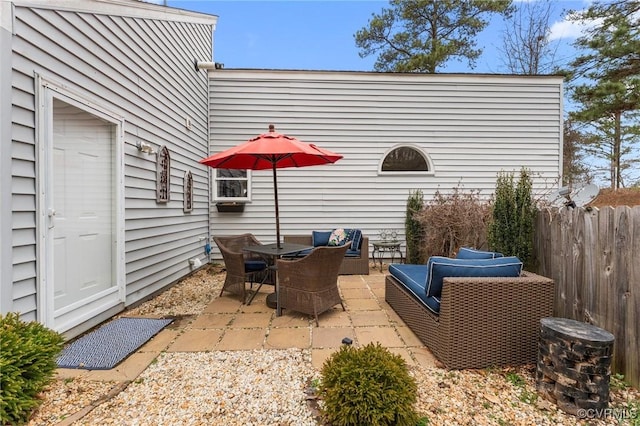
[29,264,639,425]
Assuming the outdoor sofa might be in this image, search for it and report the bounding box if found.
[283,228,369,275]
[385,248,554,369]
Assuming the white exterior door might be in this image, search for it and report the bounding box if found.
[52,99,114,307]
[40,86,125,334]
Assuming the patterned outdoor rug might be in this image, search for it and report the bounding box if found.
[56,317,173,370]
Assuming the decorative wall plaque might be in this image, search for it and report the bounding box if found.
[156,145,170,203]
[184,170,193,212]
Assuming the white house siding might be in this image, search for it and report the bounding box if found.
[4,0,216,334]
[1,1,13,314]
[207,70,563,257]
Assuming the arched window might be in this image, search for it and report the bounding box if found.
[380,145,433,174]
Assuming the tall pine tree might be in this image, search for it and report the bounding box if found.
[355,0,513,73]
[566,1,640,188]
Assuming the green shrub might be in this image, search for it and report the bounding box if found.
[488,168,536,268]
[319,343,419,426]
[0,312,64,425]
[405,190,425,264]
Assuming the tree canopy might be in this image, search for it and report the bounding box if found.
[355,0,513,73]
[566,0,640,188]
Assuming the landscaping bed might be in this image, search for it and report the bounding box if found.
[28,265,639,426]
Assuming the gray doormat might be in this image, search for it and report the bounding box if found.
[56,317,173,370]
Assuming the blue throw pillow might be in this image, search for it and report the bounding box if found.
[312,231,332,247]
[349,229,363,251]
[425,256,523,299]
[456,247,504,259]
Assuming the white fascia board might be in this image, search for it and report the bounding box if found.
[12,0,218,26]
[212,69,564,86]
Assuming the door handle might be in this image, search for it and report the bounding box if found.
[48,208,56,229]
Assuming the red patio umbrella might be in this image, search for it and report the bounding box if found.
[200,125,343,248]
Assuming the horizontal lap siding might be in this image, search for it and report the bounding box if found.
[10,3,215,316]
[208,70,562,250]
[9,60,38,319]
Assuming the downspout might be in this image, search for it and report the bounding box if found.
[206,22,216,264]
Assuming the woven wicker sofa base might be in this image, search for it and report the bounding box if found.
[283,235,369,275]
[385,271,554,369]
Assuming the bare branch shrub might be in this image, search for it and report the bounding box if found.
[414,186,492,260]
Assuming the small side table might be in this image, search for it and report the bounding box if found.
[536,317,615,416]
[371,241,404,272]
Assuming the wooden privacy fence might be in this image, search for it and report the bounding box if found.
[534,206,639,388]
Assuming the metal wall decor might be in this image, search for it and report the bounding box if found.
[378,229,399,242]
[156,145,170,203]
[183,170,193,212]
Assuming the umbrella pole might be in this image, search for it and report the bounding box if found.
[272,163,281,249]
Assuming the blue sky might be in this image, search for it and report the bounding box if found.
[165,0,591,73]
[164,1,634,184]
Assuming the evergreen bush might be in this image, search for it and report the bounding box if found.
[0,312,64,425]
[488,167,536,267]
[405,190,425,264]
[319,343,420,426]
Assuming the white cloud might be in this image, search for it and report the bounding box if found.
[549,20,584,40]
[548,13,602,41]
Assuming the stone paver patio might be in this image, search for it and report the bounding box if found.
[56,269,436,384]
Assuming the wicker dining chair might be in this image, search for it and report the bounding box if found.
[276,244,349,326]
[213,234,269,303]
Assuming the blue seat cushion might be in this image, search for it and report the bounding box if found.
[456,247,504,259]
[245,260,267,272]
[425,256,523,299]
[388,262,432,304]
[389,264,442,314]
[345,249,361,257]
[285,246,359,260]
[424,296,442,314]
[282,248,313,259]
[312,230,332,247]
